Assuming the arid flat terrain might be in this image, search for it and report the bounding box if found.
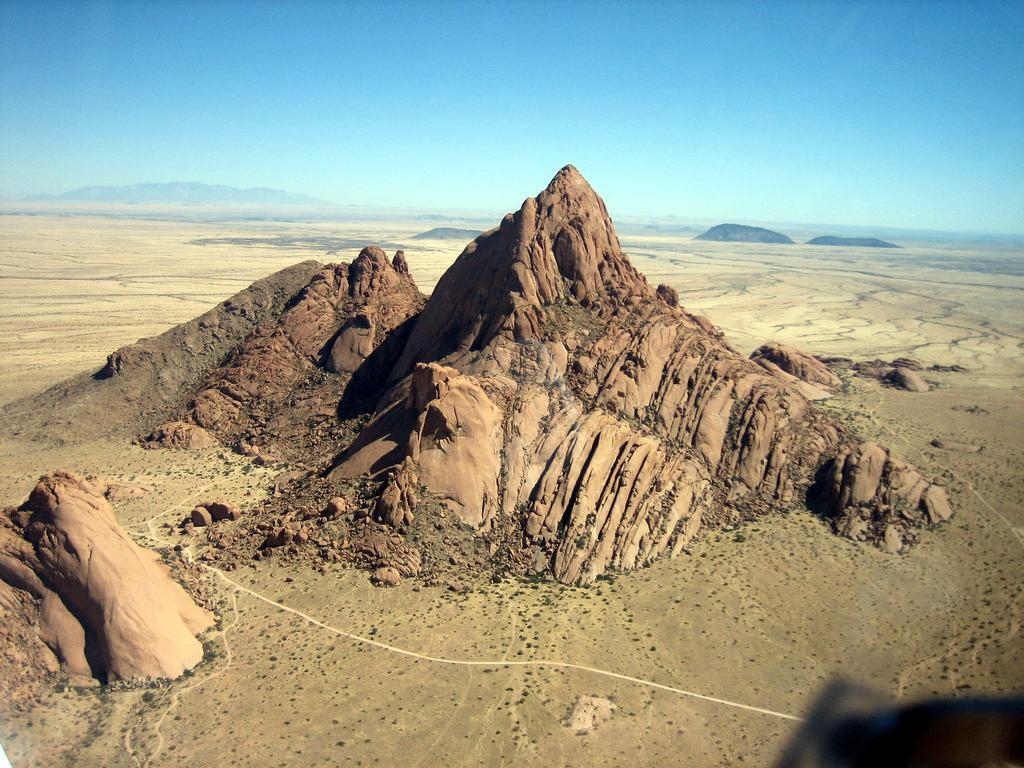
[1,209,1021,767]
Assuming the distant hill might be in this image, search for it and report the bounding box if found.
[33,182,329,205]
[411,227,482,240]
[807,235,899,248]
[695,223,793,244]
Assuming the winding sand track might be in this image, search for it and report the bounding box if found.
[204,566,804,722]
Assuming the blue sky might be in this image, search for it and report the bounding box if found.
[1,0,1022,233]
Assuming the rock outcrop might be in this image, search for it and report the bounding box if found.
[2,260,325,443]
[142,420,217,450]
[0,472,212,685]
[750,342,842,399]
[886,366,930,393]
[189,247,423,445]
[811,442,952,547]
[565,695,616,733]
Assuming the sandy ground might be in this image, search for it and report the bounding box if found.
[0,210,1021,767]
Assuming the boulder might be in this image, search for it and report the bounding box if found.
[887,366,930,392]
[190,507,214,527]
[0,471,213,684]
[324,497,348,519]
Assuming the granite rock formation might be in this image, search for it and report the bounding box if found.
[750,341,842,399]
[13,166,953,587]
[0,471,212,685]
[319,166,951,582]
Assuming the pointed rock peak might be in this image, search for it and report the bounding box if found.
[389,168,649,378]
[348,245,417,297]
[544,164,589,192]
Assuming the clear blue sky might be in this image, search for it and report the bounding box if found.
[1,0,1022,233]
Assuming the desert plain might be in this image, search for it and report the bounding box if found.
[0,207,1022,766]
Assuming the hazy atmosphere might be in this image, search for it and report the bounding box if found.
[1,0,1022,232]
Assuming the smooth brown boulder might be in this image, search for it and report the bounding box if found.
[0,471,213,684]
[887,366,930,392]
[372,566,402,587]
[324,497,348,519]
[190,507,214,527]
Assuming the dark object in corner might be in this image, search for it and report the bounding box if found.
[777,679,1024,768]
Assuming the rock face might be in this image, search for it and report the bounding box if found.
[188,247,423,445]
[807,236,898,248]
[0,472,213,685]
[320,166,950,582]
[695,223,793,244]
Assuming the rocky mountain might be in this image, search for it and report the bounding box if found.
[695,223,794,244]
[411,227,483,240]
[32,182,329,205]
[808,235,898,248]
[4,166,952,590]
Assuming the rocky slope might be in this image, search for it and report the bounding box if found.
[695,223,794,244]
[6,166,953,588]
[0,472,212,691]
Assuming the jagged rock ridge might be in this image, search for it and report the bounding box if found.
[15,166,953,587]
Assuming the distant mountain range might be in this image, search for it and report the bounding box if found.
[411,227,483,241]
[31,182,330,205]
[695,223,900,248]
[807,235,899,248]
[696,223,794,244]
